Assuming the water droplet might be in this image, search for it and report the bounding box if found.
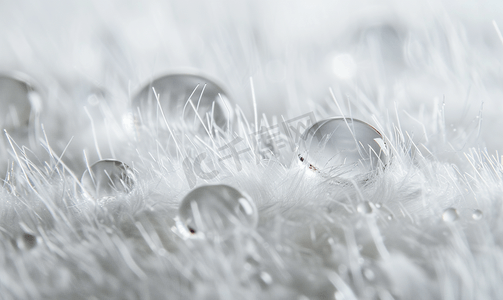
[0,73,36,130]
[259,271,273,285]
[442,208,458,222]
[131,73,232,134]
[81,159,135,199]
[331,53,357,79]
[375,202,382,208]
[298,117,388,179]
[178,184,258,237]
[16,233,37,250]
[357,201,373,214]
[363,268,375,281]
[472,209,483,220]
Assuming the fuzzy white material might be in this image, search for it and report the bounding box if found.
[1,0,503,299]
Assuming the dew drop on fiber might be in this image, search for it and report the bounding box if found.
[178,184,258,237]
[472,209,483,220]
[442,207,458,222]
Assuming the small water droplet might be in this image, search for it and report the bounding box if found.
[178,184,258,238]
[375,202,382,208]
[472,209,483,220]
[363,268,375,281]
[357,201,372,214]
[81,159,135,199]
[16,233,37,250]
[442,208,458,222]
[387,214,393,220]
[259,271,273,285]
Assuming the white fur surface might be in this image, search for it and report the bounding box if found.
[1,0,503,299]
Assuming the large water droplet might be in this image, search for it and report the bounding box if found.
[442,207,458,222]
[81,159,135,199]
[298,117,388,179]
[472,209,483,220]
[131,73,232,134]
[178,184,258,237]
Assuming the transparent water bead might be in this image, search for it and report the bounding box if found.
[81,159,135,199]
[298,117,388,180]
[472,209,483,221]
[442,208,458,222]
[0,73,37,130]
[131,73,232,134]
[178,184,258,237]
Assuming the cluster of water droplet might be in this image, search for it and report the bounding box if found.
[1,70,398,241]
[442,207,483,222]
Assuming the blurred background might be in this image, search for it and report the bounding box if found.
[1,0,503,154]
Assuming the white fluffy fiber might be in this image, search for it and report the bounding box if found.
[1,0,503,299]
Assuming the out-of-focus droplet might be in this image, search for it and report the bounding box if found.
[81,159,135,199]
[334,291,346,300]
[16,233,38,250]
[363,268,375,281]
[259,271,273,285]
[442,207,458,222]
[357,201,372,214]
[472,209,483,220]
[331,53,357,79]
[178,184,258,237]
[131,73,232,134]
[298,117,388,180]
[0,73,35,130]
[0,73,42,178]
[362,22,405,69]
